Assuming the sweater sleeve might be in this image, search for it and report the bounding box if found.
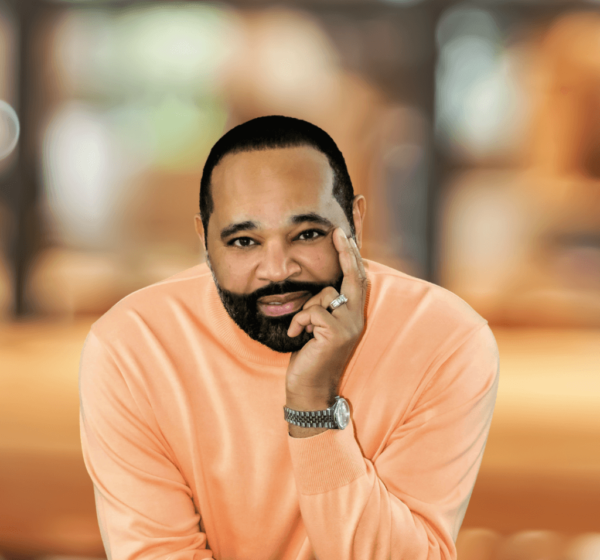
[287,323,500,560]
[79,330,213,560]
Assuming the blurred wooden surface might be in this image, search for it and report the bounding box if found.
[1,320,599,556]
[463,328,600,535]
[0,319,103,558]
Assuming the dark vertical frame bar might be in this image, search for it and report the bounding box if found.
[423,2,443,285]
[7,0,40,317]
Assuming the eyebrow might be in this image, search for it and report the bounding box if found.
[220,221,257,241]
[290,212,334,229]
[220,212,335,242]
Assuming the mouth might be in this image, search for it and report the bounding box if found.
[258,291,312,317]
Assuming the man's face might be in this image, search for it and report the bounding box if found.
[199,145,354,353]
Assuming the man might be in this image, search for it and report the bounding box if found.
[79,116,499,560]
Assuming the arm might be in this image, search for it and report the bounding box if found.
[79,330,213,560]
[287,323,499,560]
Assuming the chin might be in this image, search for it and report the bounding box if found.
[260,333,314,354]
[250,314,315,353]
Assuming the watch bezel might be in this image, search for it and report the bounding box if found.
[333,396,350,429]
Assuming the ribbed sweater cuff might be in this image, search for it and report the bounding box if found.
[288,419,367,495]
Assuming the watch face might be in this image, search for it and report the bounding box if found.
[334,398,350,429]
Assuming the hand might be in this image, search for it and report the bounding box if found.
[285,227,368,413]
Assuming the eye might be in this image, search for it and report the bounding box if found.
[228,237,257,248]
[297,229,326,241]
[227,229,326,248]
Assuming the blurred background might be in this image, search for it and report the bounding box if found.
[0,0,599,559]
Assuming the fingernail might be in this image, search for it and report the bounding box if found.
[339,227,347,239]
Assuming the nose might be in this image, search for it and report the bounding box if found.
[255,238,301,283]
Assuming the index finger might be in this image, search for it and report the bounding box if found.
[349,236,367,287]
[332,227,368,308]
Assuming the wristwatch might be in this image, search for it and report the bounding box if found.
[284,396,350,430]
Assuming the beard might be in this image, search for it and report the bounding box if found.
[207,256,343,353]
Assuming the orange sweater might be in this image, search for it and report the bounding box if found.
[79,259,499,560]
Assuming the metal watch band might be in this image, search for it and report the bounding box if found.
[283,406,337,429]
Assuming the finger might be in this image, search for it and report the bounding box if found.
[301,286,337,310]
[287,304,336,337]
[332,227,366,309]
[302,286,353,322]
[348,237,368,303]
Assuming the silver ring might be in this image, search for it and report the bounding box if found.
[327,294,348,313]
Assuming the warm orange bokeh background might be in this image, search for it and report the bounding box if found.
[0,2,599,560]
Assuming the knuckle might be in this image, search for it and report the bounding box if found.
[323,286,339,298]
[302,300,319,310]
[295,310,308,322]
[311,306,324,318]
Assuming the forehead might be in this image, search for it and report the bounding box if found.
[209,146,341,227]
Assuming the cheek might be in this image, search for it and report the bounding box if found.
[211,250,256,292]
[297,247,341,280]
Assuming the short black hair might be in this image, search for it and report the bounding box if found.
[199,115,356,248]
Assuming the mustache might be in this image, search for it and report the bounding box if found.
[250,279,332,301]
[206,254,341,301]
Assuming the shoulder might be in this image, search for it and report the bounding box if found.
[89,262,213,346]
[364,259,488,328]
[361,260,499,411]
[363,259,492,359]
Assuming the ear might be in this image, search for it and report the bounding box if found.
[194,214,206,247]
[351,195,366,250]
